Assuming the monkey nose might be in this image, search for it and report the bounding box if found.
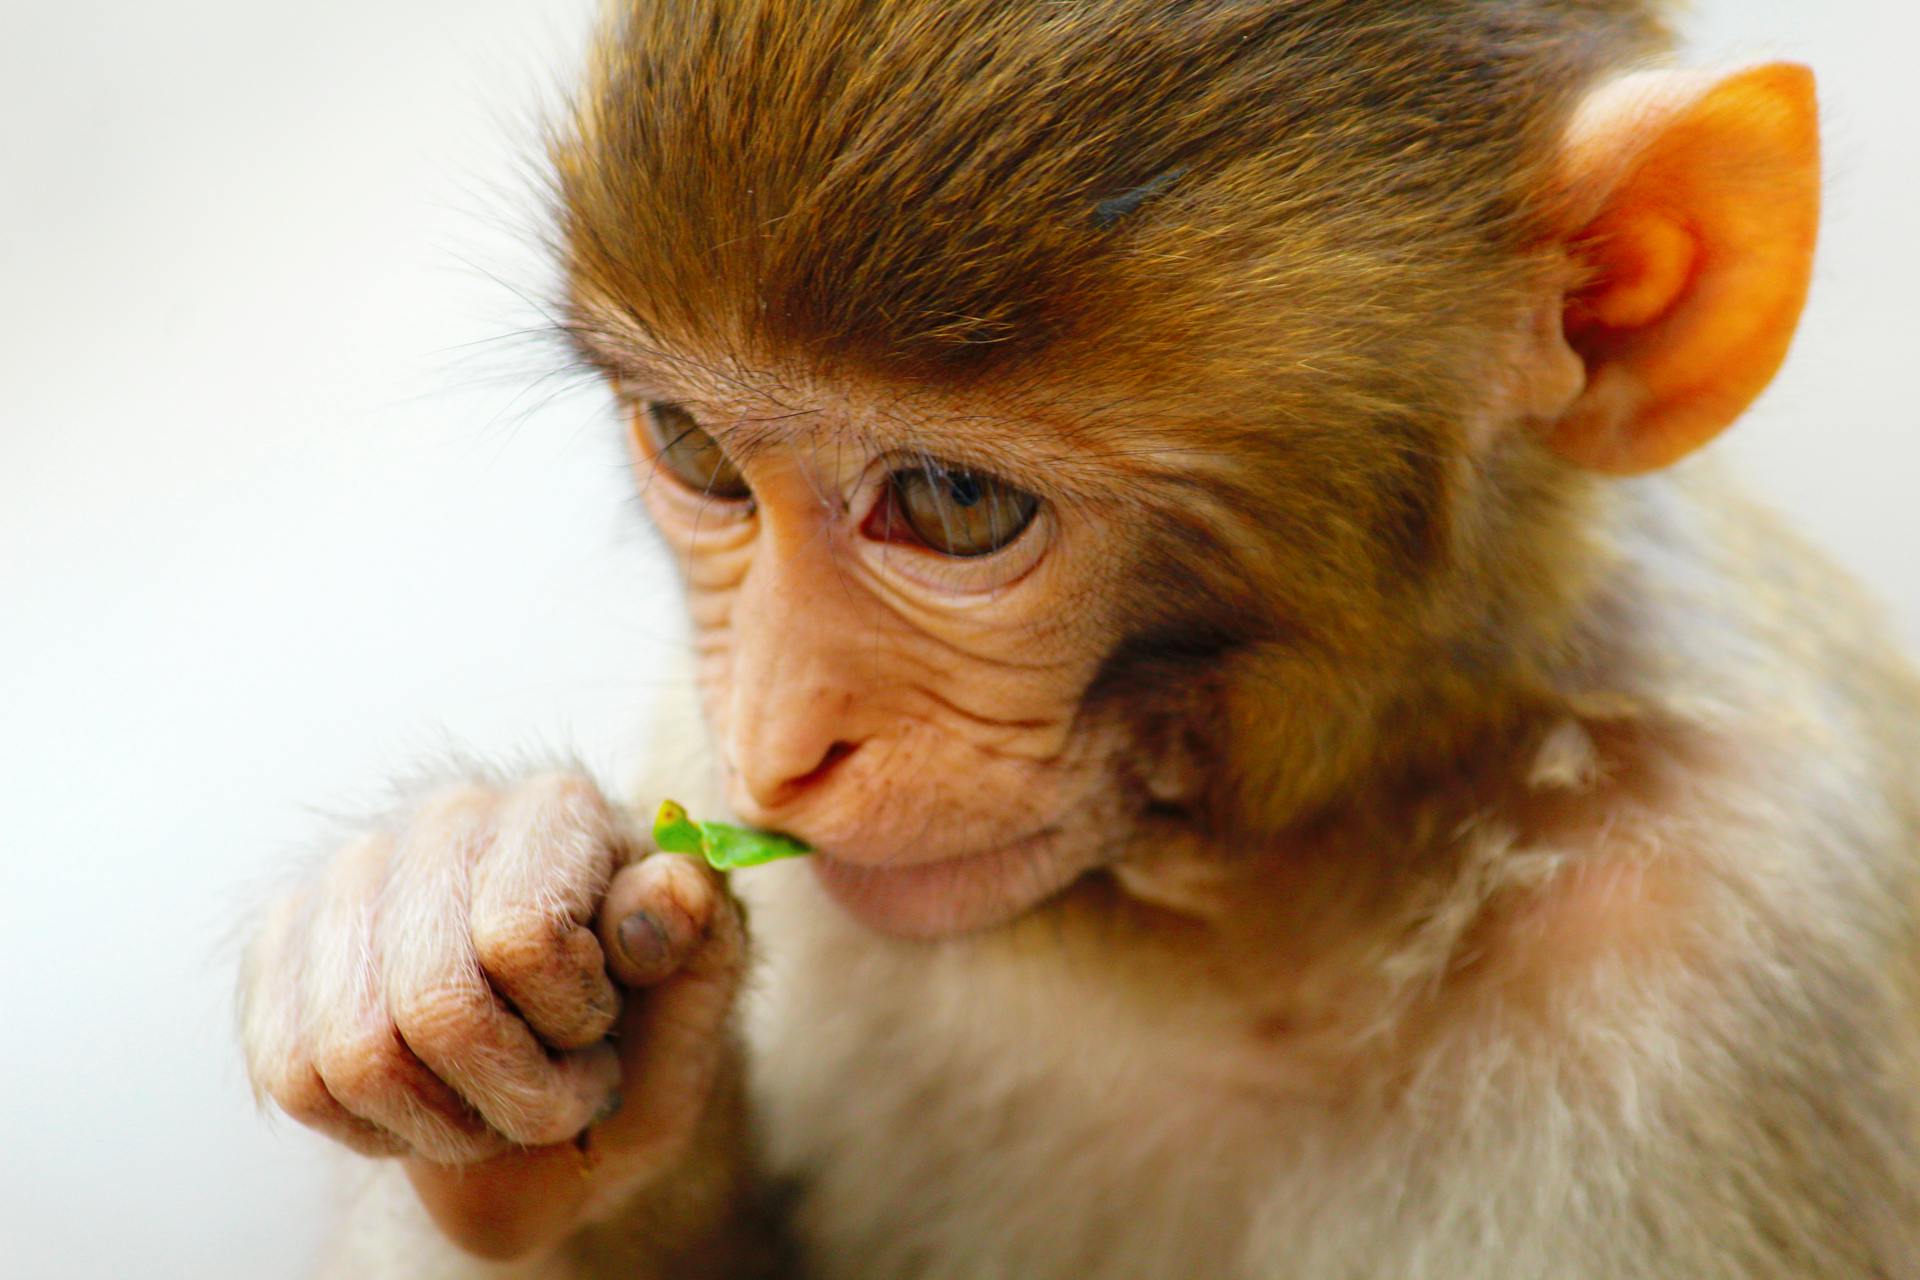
[731,736,862,816]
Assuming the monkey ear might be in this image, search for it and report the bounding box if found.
[1541,64,1821,474]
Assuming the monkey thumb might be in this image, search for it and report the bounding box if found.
[608,905,701,987]
[596,854,735,989]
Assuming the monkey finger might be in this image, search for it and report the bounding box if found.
[404,866,748,1255]
[586,857,747,1175]
[266,1056,412,1160]
[306,826,506,1165]
[382,789,623,1148]
[242,890,408,1158]
[595,852,736,989]
[468,773,624,1052]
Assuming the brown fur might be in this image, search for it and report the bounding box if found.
[252,4,1920,1278]
[557,1,1668,380]
[556,0,1683,843]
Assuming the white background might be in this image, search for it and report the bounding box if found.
[2,3,1914,1277]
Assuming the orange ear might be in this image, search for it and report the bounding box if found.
[1543,64,1821,474]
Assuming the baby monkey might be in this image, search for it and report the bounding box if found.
[239,2,1920,1277]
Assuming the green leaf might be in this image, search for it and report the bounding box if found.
[651,799,812,870]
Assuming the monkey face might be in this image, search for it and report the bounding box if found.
[553,0,1716,939]
[616,378,1169,939]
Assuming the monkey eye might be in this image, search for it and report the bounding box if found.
[632,401,751,501]
[878,463,1041,558]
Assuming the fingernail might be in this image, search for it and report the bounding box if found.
[619,911,671,972]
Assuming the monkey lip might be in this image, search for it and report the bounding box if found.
[809,828,1094,940]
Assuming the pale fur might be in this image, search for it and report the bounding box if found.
[729,467,1917,1280]
[741,819,1905,1277]
[296,469,1920,1280]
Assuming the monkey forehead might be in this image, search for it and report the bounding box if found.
[568,306,1186,487]
[555,0,1669,404]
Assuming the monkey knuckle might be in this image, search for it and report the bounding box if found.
[473,900,600,981]
[501,940,620,1051]
[484,917,610,1004]
[473,925,614,1027]
[552,927,619,1002]
[313,1026,417,1110]
[548,917,609,967]
[469,907,559,975]
[389,981,495,1061]
[509,776,623,890]
[271,1067,341,1130]
[431,1051,587,1146]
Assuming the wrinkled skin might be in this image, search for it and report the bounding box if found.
[625,381,1177,941]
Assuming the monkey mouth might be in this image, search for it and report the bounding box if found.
[809,827,1101,940]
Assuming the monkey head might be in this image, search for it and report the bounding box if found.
[553,2,1818,939]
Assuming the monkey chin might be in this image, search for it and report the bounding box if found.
[808,829,1101,940]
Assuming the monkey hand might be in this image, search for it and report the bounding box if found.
[238,774,750,1262]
